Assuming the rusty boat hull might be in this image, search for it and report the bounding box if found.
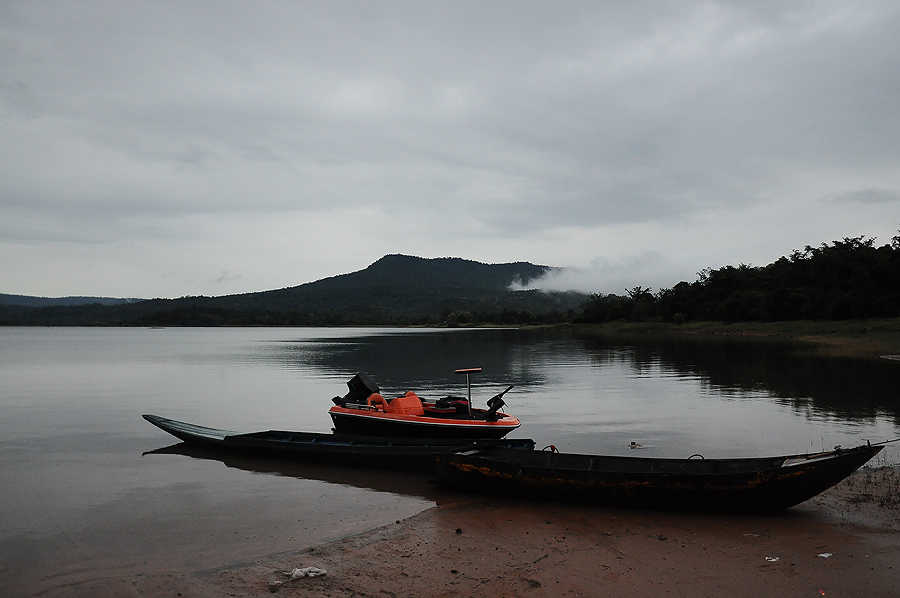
[435,444,883,514]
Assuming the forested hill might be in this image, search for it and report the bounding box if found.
[0,255,586,326]
[220,254,554,311]
[580,235,900,323]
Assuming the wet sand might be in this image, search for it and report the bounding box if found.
[30,466,900,598]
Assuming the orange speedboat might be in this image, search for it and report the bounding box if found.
[328,369,521,439]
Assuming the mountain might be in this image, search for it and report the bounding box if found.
[216,254,558,311]
[0,255,588,326]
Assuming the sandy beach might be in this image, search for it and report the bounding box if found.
[33,466,899,598]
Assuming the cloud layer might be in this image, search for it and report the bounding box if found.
[2,1,899,297]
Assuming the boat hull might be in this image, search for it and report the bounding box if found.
[435,444,883,514]
[328,406,520,439]
[143,414,534,471]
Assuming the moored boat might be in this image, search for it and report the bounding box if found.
[143,414,535,471]
[434,443,885,514]
[328,370,521,439]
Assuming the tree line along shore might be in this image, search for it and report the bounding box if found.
[2,235,899,342]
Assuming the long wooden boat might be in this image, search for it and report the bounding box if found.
[328,370,521,439]
[143,414,535,471]
[434,443,884,514]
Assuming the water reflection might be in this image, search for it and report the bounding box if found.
[572,331,900,425]
[270,329,552,394]
[265,328,900,428]
[145,443,446,502]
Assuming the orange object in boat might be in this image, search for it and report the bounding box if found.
[367,391,426,416]
[389,391,427,416]
[366,393,388,410]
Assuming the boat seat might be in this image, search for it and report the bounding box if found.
[366,393,389,411]
[385,391,425,416]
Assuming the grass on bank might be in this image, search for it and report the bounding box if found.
[569,317,900,360]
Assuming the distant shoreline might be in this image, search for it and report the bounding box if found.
[4,317,900,360]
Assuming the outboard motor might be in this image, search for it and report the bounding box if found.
[332,372,380,406]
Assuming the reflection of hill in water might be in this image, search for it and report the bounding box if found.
[576,332,900,425]
[268,329,554,395]
[265,328,900,426]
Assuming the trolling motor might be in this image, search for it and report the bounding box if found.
[455,368,515,421]
[485,385,514,421]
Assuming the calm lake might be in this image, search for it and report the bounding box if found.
[2,326,899,595]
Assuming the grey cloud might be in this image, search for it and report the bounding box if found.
[827,187,900,205]
[2,1,899,296]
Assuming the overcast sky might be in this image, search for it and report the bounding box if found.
[2,1,899,299]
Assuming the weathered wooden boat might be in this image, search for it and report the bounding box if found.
[328,370,521,439]
[434,443,885,514]
[143,414,535,471]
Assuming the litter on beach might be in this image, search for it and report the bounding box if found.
[287,567,326,579]
[269,567,327,588]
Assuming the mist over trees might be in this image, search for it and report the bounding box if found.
[579,235,900,324]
